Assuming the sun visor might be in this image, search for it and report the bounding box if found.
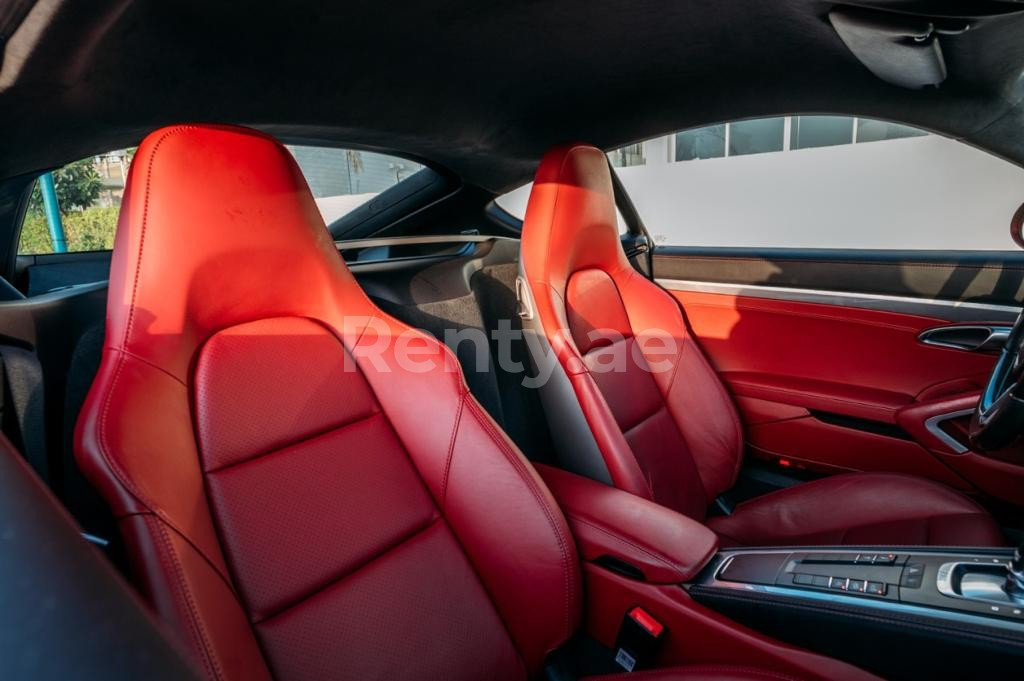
[829,7,954,89]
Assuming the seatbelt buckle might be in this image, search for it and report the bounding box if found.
[613,606,665,671]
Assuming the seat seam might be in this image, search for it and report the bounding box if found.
[440,392,465,510]
[113,347,187,386]
[152,516,224,681]
[251,515,442,626]
[203,408,382,475]
[464,396,578,644]
[93,127,237,591]
[97,352,236,588]
[620,403,666,436]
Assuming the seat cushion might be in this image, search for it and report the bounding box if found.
[587,665,804,680]
[707,473,1005,547]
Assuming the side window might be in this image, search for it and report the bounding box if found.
[495,164,631,234]
[17,145,425,256]
[19,150,133,255]
[286,146,423,225]
[606,116,1023,250]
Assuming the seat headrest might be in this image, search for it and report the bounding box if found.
[521,143,627,289]
[107,124,360,380]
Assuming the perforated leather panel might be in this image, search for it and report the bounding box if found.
[194,317,524,680]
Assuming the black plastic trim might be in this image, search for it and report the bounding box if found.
[810,410,914,441]
[653,246,1024,306]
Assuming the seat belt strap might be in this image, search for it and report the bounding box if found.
[0,345,49,482]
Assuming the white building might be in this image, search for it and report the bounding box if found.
[499,116,1024,252]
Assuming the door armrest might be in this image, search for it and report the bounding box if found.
[537,464,718,584]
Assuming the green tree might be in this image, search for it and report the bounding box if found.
[29,158,103,214]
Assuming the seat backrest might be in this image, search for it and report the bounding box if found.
[520,144,744,520]
[75,124,580,681]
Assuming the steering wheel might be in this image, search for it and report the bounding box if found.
[970,308,1024,451]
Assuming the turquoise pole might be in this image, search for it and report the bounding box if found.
[39,172,67,253]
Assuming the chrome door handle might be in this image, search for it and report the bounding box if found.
[918,325,1011,352]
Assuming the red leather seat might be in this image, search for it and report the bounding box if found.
[519,143,1004,548]
[73,125,795,680]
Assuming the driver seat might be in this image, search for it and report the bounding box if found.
[519,143,1004,548]
[74,124,806,681]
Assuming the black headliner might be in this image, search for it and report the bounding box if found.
[1,0,1024,193]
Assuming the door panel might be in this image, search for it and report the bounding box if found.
[654,247,1024,499]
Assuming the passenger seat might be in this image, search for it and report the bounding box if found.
[518,143,1004,548]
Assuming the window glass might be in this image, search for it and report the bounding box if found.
[728,117,784,156]
[286,146,423,224]
[596,117,1024,250]
[18,145,424,255]
[494,181,629,234]
[608,143,644,168]
[856,119,927,144]
[675,125,725,161]
[792,116,853,150]
[19,149,133,255]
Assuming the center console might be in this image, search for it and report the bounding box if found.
[688,546,1024,679]
[536,463,1024,679]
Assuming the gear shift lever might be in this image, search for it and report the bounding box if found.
[936,543,1024,606]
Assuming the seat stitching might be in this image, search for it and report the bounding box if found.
[99,127,193,509]
[620,403,666,436]
[113,348,187,386]
[93,127,243,598]
[464,396,578,643]
[152,516,224,681]
[440,393,465,510]
[203,409,382,475]
[251,516,441,626]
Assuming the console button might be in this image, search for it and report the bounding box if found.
[848,579,866,593]
[855,554,876,564]
[830,577,849,590]
[872,553,897,565]
[793,574,813,585]
[866,581,887,596]
[811,575,830,587]
[901,563,925,588]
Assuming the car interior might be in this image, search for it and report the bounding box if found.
[2,1,1024,680]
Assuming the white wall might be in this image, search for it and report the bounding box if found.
[499,134,1024,250]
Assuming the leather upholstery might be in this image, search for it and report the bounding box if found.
[537,464,718,584]
[707,472,1004,547]
[520,143,1004,548]
[75,125,583,680]
[521,144,743,521]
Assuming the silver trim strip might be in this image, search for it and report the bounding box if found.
[657,279,1021,323]
[924,408,975,454]
[335,234,507,249]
